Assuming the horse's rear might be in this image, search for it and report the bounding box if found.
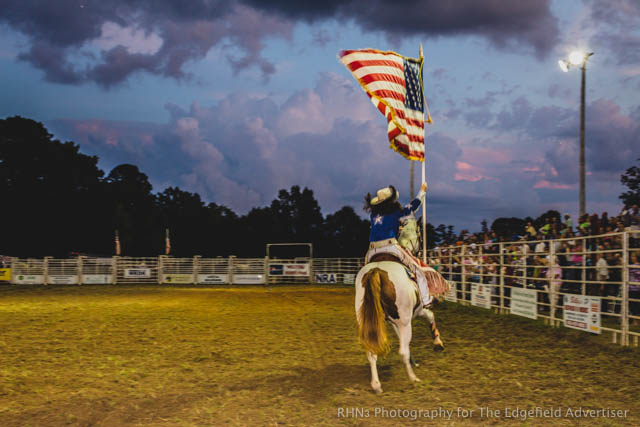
[355,261,444,393]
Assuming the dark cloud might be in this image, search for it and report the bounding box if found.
[245,0,559,58]
[1,0,559,87]
[0,0,290,87]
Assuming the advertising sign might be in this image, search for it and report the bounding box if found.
[268,264,284,276]
[444,281,457,303]
[233,274,265,284]
[510,288,537,319]
[48,275,78,285]
[198,274,229,284]
[83,274,112,284]
[563,295,601,334]
[163,274,193,284]
[0,268,11,281]
[124,268,151,278]
[14,274,44,284]
[471,283,491,309]
[283,264,310,276]
[315,273,337,283]
[343,273,356,285]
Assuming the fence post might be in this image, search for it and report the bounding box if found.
[581,236,586,296]
[499,243,505,313]
[264,256,269,286]
[622,231,629,346]
[44,256,51,285]
[193,255,200,284]
[77,256,84,285]
[461,245,467,303]
[228,256,236,284]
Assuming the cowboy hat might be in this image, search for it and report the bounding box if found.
[370,186,398,205]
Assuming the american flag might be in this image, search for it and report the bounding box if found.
[339,49,429,161]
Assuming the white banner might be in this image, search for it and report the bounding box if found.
[510,288,537,319]
[14,274,44,284]
[444,281,457,302]
[343,273,356,285]
[471,283,491,309]
[163,274,193,284]
[48,275,78,285]
[563,295,601,334]
[124,268,151,278]
[198,274,229,284]
[83,274,112,284]
[233,274,265,284]
[315,273,337,283]
[283,264,310,276]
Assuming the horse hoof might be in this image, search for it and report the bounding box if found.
[433,343,445,352]
[373,388,383,394]
[412,377,421,383]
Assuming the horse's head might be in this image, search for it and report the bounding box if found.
[398,215,420,255]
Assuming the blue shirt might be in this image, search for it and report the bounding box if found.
[369,191,424,242]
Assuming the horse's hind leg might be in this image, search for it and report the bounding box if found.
[420,308,444,351]
[367,352,383,394]
[396,321,420,383]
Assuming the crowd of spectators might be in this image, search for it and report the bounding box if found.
[429,205,640,325]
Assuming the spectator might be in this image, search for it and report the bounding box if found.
[563,213,573,233]
[526,221,537,239]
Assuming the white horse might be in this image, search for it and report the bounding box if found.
[355,259,444,394]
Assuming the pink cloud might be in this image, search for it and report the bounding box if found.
[456,161,473,171]
[533,180,573,190]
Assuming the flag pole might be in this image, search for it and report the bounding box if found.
[419,43,427,264]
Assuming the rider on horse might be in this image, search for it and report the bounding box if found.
[364,182,449,308]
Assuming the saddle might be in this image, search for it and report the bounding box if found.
[368,253,416,282]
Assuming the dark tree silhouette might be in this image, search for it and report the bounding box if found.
[620,158,640,208]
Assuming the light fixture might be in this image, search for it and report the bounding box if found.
[558,59,569,73]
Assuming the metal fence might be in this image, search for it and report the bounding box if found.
[2,230,639,346]
[426,230,640,347]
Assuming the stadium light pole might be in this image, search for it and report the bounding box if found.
[558,51,593,218]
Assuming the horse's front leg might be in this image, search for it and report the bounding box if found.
[395,321,420,383]
[366,352,383,394]
[420,308,444,351]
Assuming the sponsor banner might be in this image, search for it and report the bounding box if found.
[343,273,356,285]
[198,274,229,284]
[471,283,491,309]
[268,264,284,276]
[14,274,45,284]
[283,264,310,276]
[95,258,114,265]
[124,268,151,278]
[233,274,265,284]
[444,281,457,302]
[83,274,112,284]
[163,274,193,284]
[48,275,79,285]
[510,288,537,319]
[0,268,11,281]
[563,295,601,334]
[315,273,337,283]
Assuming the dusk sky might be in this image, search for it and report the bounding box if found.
[1,0,639,232]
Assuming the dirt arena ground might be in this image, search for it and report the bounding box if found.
[1,284,639,426]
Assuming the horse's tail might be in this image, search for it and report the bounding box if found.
[358,268,390,356]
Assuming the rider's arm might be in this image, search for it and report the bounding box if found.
[402,182,427,215]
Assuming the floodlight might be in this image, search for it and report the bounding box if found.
[558,59,569,72]
[569,51,585,66]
